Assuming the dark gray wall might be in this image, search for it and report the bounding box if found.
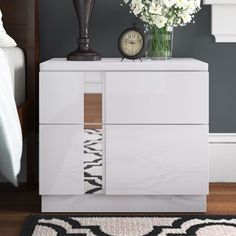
[40,0,236,133]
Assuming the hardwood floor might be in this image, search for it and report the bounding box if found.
[84,94,102,129]
[0,185,39,236]
[208,183,236,215]
[0,183,236,236]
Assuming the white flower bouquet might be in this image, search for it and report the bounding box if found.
[121,0,201,59]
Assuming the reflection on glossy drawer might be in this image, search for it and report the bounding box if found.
[40,72,84,124]
[105,125,209,195]
[105,72,208,124]
[40,125,84,195]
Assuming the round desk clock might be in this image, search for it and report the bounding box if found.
[118,20,145,61]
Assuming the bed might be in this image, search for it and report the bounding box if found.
[0,0,39,188]
[2,47,26,106]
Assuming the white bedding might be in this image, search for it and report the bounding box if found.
[0,48,23,185]
[2,47,25,106]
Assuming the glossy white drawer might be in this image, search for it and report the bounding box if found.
[105,125,209,195]
[39,125,84,195]
[105,72,208,124]
[40,72,84,124]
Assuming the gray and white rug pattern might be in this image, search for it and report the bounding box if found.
[21,216,236,236]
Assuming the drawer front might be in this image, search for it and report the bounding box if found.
[40,72,84,124]
[105,125,209,195]
[40,125,84,195]
[105,72,208,124]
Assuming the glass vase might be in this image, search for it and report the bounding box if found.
[146,26,173,60]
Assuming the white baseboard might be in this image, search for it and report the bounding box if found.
[84,74,102,94]
[209,133,236,182]
[84,82,102,93]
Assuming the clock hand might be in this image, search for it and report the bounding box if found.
[125,40,138,44]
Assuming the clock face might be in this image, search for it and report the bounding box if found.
[119,29,144,58]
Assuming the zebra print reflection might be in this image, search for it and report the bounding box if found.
[84,129,103,194]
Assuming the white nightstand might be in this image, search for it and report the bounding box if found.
[39,58,209,212]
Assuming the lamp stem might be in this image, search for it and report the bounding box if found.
[67,0,101,61]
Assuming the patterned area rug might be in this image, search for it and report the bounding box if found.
[84,129,103,194]
[21,216,236,236]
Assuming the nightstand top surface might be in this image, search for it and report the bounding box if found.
[40,58,208,71]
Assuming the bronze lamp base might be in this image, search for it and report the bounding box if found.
[67,48,101,61]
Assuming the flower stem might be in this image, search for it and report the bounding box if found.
[148,26,173,59]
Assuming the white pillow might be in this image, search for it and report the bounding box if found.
[0,10,17,47]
